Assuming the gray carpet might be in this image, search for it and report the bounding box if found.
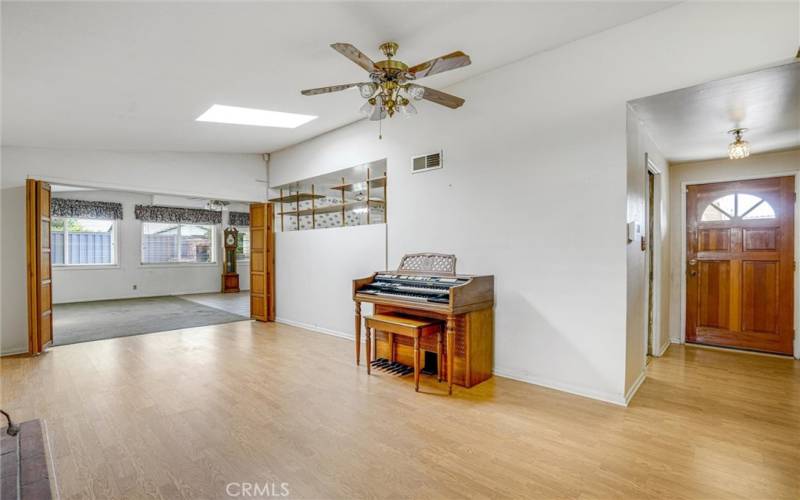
[53,296,249,345]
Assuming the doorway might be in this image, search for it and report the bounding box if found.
[643,154,664,358]
[25,180,270,351]
[646,169,655,359]
[685,176,795,355]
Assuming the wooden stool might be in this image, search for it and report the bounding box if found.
[364,314,444,392]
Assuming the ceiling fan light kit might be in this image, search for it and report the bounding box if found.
[301,41,471,135]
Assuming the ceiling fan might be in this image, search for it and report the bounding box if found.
[301,42,471,120]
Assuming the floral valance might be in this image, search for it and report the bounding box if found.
[51,198,123,220]
[134,205,222,225]
[229,211,250,227]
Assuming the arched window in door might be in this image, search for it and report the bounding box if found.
[701,192,776,222]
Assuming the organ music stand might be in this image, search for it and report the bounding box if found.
[397,253,456,276]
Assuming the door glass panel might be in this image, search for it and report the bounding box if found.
[701,193,776,221]
[743,200,776,219]
[713,194,735,218]
[737,194,761,216]
[701,204,731,221]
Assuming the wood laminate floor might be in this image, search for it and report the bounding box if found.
[1,321,798,499]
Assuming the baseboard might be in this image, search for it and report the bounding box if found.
[624,370,647,405]
[274,317,354,342]
[0,347,29,357]
[492,367,628,406]
[655,339,671,357]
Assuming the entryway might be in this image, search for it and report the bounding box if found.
[685,176,795,355]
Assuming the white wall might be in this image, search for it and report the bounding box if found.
[268,2,798,404]
[625,108,670,400]
[1,146,265,355]
[49,189,251,304]
[667,148,800,358]
[275,224,386,337]
[0,186,27,353]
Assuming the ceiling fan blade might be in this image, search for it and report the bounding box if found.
[419,86,465,109]
[301,83,363,96]
[330,43,377,73]
[408,51,471,79]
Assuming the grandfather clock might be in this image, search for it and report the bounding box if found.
[222,227,240,293]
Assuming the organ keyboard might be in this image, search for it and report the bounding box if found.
[353,254,494,389]
[355,273,469,304]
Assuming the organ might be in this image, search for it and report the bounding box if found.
[353,254,494,389]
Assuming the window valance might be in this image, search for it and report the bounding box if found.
[134,205,222,225]
[51,198,123,220]
[228,211,250,227]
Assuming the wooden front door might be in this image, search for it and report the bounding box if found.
[686,176,795,355]
[250,203,275,321]
[26,179,53,354]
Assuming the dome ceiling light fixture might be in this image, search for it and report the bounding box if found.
[728,128,751,160]
[301,42,471,137]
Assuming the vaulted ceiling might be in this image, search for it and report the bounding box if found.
[2,1,675,154]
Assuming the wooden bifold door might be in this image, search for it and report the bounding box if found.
[250,203,275,321]
[686,176,794,355]
[26,179,53,354]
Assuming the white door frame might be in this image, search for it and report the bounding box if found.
[644,154,665,356]
[679,169,800,359]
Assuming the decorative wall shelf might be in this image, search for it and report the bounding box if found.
[278,199,384,217]
[330,176,387,191]
[268,193,325,204]
[271,159,387,231]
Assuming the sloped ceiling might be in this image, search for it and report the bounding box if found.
[2,1,675,153]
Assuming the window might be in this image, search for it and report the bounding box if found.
[700,193,776,222]
[51,217,116,266]
[236,227,250,260]
[141,222,215,264]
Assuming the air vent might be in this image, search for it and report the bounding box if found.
[411,151,443,173]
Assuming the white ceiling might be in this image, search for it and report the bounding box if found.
[630,61,800,163]
[2,1,675,154]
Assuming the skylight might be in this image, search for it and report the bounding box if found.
[195,105,317,128]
